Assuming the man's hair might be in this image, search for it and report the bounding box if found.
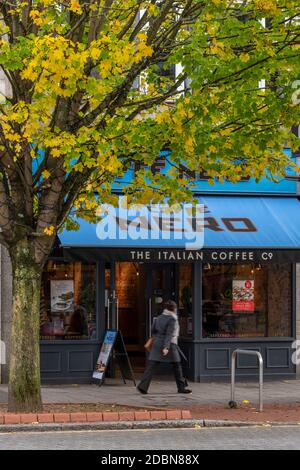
[164,300,177,312]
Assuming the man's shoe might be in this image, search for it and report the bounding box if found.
[178,388,192,394]
[137,386,148,395]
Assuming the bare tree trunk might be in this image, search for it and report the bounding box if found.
[8,238,43,412]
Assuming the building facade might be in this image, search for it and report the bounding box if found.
[36,153,300,384]
[0,63,300,383]
[1,160,300,384]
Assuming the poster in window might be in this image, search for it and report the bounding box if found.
[51,280,74,314]
[232,280,255,312]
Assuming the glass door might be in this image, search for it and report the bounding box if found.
[107,262,176,373]
[114,262,148,372]
[147,264,176,339]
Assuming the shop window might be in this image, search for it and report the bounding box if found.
[40,261,97,341]
[178,264,193,337]
[202,264,292,339]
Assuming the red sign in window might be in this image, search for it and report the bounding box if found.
[232,280,254,312]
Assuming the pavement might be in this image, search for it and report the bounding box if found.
[0,426,299,450]
[1,378,300,447]
[1,377,300,408]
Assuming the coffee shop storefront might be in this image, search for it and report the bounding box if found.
[40,196,300,383]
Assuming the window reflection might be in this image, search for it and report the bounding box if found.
[179,264,193,337]
[202,264,292,339]
[40,261,96,341]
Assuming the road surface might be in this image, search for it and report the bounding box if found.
[0,426,299,450]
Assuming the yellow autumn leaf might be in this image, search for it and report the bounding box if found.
[15,143,22,153]
[51,148,61,157]
[220,128,232,137]
[29,10,43,27]
[207,25,216,36]
[148,4,157,16]
[90,47,101,62]
[254,0,279,15]
[240,53,250,63]
[185,136,195,152]
[137,33,148,43]
[42,170,51,180]
[99,60,111,78]
[135,42,153,62]
[156,111,170,124]
[44,226,55,236]
[243,144,252,154]
[89,3,98,12]
[70,0,82,14]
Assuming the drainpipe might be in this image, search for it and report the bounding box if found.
[295,129,300,378]
[0,245,2,384]
[0,68,11,384]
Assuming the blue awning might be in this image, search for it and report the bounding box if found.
[60,196,300,250]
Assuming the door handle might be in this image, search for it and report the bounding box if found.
[116,298,119,331]
[107,299,110,330]
[148,297,152,337]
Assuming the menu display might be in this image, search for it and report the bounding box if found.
[93,330,118,381]
[51,280,74,314]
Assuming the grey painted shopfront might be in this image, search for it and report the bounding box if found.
[38,194,300,383]
[39,255,297,384]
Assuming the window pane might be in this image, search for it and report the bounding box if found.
[202,264,292,339]
[179,264,193,337]
[40,261,97,341]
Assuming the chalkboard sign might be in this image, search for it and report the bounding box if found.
[93,330,136,386]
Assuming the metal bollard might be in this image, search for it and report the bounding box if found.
[229,349,264,413]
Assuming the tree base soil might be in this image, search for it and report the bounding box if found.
[0,403,149,414]
[189,403,300,423]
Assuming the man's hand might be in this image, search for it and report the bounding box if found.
[162,348,169,356]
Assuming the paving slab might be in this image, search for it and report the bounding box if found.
[0,378,300,408]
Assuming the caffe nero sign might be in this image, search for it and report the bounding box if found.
[62,196,300,264]
[95,198,257,249]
